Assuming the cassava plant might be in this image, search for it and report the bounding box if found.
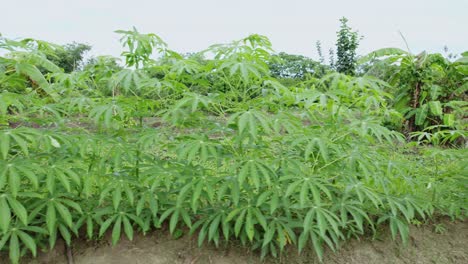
[0,30,466,264]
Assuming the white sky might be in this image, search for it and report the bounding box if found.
[1,0,467,60]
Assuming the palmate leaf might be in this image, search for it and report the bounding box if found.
[60,96,94,114]
[161,93,214,125]
[358,48,409,64]
[170,59,202,76]
[350,118,404,143]
[229,109,272,140]
[220,59,266,83]
[303,206,342,242]
[0,68,29,92]
[255,188,281,214]
[110,69,148,95]
[158,206,192,234]
[0,159,41,197]
[344,180,382,208]
[382,195,425,223]
[346,76,393,111]
[282,173,333,207]
[0,196,11,232]
[298,225,338,262]
[112,216,122,245]
[135,189,159,217]
[260,217,298,255]
[0,223,46,264]
[160,107,192,126]
[99,175,137,210]
[136,129,165,151]
[89,102,126,128]
[46,162,81,194]
[50,71,90,91]
[115,27,167,67]
[216,176,241,206]
[377,214,409,245]
[176,136,219,164]
[262,79,288,93]
[171,92,214,113]
[205,34,272,61]
[26,52,62,73]
[99,139,138,169]
[0,127,41,160]
[74,203,103,240]
[237,158,277,189]
[190,209,231,247]
[401,196,429,219]
[291,135,332,163]
[34,131,69,152]
[97,209,146,245]
[0,92,26,116]
[15,62,59,100]
[188,181,208,213]
[299,89,337,109]
[0,195,28,232]
[332,198,373,233]
[31,103,68,121]
[26,194,82,248]
[225,206,267,242]
[175,175,218,213]
[271,111,302,134]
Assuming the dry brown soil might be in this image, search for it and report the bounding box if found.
[4,219,467,264]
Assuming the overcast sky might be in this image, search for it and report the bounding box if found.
[1,0,467,60]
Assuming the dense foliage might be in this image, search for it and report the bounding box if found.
[0,28,466,264]
[361,48,468,141]
[46,42,91,73]
[335,17,360,76]
[268,52,328,80]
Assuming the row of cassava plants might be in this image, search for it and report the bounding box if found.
[0,90,466,260]
[0,29,467,263]
[1,95,466,263]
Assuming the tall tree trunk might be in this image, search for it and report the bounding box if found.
[408,81,422,133]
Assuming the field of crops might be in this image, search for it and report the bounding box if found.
[0,29,467,263]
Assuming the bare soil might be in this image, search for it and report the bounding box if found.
[7,219,467,264]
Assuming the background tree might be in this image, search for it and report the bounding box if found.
[335,17,360,75]
[315,41,325,64]
[47,42,91,72]
[328,48,335,69]
[268,52,328,80]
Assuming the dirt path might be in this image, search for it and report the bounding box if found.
[12,220,468,264]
